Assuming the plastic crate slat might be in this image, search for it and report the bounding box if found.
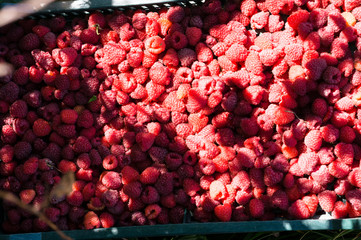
[1,219,360,240]
[8,233,41,240]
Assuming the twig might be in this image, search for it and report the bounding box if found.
[0,62,14,78]
[0,190,72,240]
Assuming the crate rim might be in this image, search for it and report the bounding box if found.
[0,0,206,16]
[2,218,361,240]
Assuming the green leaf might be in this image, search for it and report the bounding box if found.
[88,95,97,103]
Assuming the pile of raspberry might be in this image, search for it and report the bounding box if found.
[2,0,361,233]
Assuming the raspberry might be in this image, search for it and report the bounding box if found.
[224,43,248,63]
[178,48,197,67]
[202,0,222,14]
[340,126,356,143]
[101,171,122,189]
[19,189,36,204]
[145,18,160,37]
[183,178,201,197]
[304,129,322,151]
[318,190,337,212]
[265,104,295,125]
[144,204,162,220]
[288,10,310,29]
[158,18,172,37]
[145,36,166,54]
[311,165,334,186]
[250,11,269,30]
[141,185,160,205]
[209,180,228,201]
[249,198,264,218]
[107,14,127,32]
[298,152,319,175]
[335,97,354,112]
[83,211,101,229]
[302,194,318,217]
[14,141,32,160]
[288,199,310,219]
[332,201,348,219]
[218,55,237,72]
[125,47,143,68]
[224,31,247,47]
[166,6,185,23]
[9,100,28,118]
[259,49,279,66]
[22,157,38,175]
[54,124,75,139]
[270,190,289,210]
[352,7,361,21]
[329,160,351,178]
[235,148,256,168]
[331,38,349,59]
[214,203,232,222]
[170,31,188,50]
[32,25,50,38]
[100,90,117,110]
[155,172,173,196]
[346,189,361,211]
[53,47,77,67]
[149,62,171,86]
[23,90,42,109]
[192,61,210,79]
[263,166,283,186]
[33,119,51,137]
[334,143,354,165]
[245,52,263,75]
[266,15,284,33]
[65,190,83,207]
[186,27,202,46]
[73,136,92,153]
[328,10,346,33]
[123,181,142,199]
[75,153,91,170]
[101,41,126,65]
[285,44,304,62]
[229,171,249,191]
[162,49,179,68]
[0,145,14,163]
[135,132,155,152]
[241,0,257,17]
[131,12,147,30]
[198,158,215,175]
[243,86,265,106]
[186,88,208,113]
[19,33,40,51]
[308,8,327,29]
[99,212,114,228]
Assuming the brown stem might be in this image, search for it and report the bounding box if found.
[0,191,73,240]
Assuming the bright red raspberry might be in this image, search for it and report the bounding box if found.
[288,200,311,219]
[101,171,122,189]
[298,151,319,175]
[287,10,310,29]
[318,190,337,212]
[83,211,101,230]
[145,36,166,54]
[214,203,232,222]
